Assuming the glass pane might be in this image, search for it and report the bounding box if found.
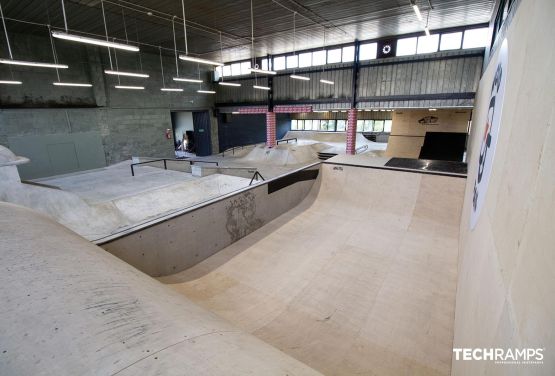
[336,120,346,132]
[231,63,241,76]
[215,66,222,80]
[396,37,417,56]
[222,65,231,77]
[328,120,336,131]
[440,32,462,50]
[327,48,342,63]
[312,50,326,65]
[342,46,355,62]
[240,61,251,75]
[312,120,320,130]
[356,120,364,132]
[274,56,286,70]
[463,28,489,49]
[286,55,298,69]
[373,120,384,132]
[364,120,373,132]
[417,34,439,54]
[320,120,328,131]
[299,52,312,67]
[384,120,392,133]
[291,120,297,130]
[297,119,304,130]
[359,43,377,60]
[261,58,268,70]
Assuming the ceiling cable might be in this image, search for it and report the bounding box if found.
[121,8,128,43]
[159,46,165,88]
[172,16,179,76]
[60,0,68,32]
[181,0,188,55]
[48,25,61,81]
[100,0,113,69]
[0,1,13,59]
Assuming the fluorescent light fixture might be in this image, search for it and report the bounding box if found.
[320,79,334,85]
[0,80,22,84]
[173,77,202,83]
[331,110,339,113]
[104,70,149,78]
[219,81,241,87]
[412,4,423,21]
[115,85,144,90]
[365,109,372,112]
[197,90,216,94]
[290,74,310,81]
[253,85,270,90]
[248,67,277,75]
[160,88,183,92]
[179,54,223,67]
[232,111,240,114]
[313,110,329,113]
[0,58,67,69]
[341,110,347,113]
[51,31,139,52]
[429,108,437,111]
[53,82,92,87]
[424,26,431,37]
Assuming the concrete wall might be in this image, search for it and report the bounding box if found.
[385,109,470,158]
[100,164,319,276]
[0,31,216,178]
[453,0,555,374]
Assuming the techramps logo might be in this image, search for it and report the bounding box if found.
[453,348,544,366]
[470,39,508,229]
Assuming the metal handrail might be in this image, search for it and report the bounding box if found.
[130,158,219,176]
[249,171,265,185]
[220,142,261,157]
[276,137,297,144]
[355,144,369,154]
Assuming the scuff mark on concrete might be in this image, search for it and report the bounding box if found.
[225,191,263,242]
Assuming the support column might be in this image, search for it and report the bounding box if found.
[266,111,276,148]
[346,108,357,155]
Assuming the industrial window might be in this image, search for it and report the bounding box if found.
[286,55,298,69]
[462,28,489,49]
[231,63,241,76]
[356,120,364,132]
[222,65,231,77]
[327,48,342,64]
[310,120,320,130]
[384,120,393,133]
[215,66,222,80]
[417,34,439,54]
[440,32,462,50]
[273,56,286,70]
[363,120,373,132]
[336,120,346,132]
[261,58,269,70]
[396,37,418,56]
[319,120,328,131]
[240,61,251,75]
[373,120,385,132]
[342,46,355,62]
[359,43,377,60]
[291,120,298,130]
[296,119,304,130]
[312,50,326,65]
[298,52,312,67]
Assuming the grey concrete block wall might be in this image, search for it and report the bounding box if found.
[0,31,219,175]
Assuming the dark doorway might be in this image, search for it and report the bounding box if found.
[192,110,212,156]
[418,132,467,162]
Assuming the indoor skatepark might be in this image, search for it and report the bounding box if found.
[1,0,554,375]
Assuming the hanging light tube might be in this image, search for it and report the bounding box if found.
[424,26,431,37]
[104,69,149,78]
[248,67,276,75]
[253,85,270,91]
[0,80,21,84]
[197,89,216,94]
[179,55,223,67]
[320,79,334,85]
[53,82,92,87]
[51,31,139,52]
[290,74,310,81]
[219,81,241,87]
[173,77,202,83]
[161,88,183,92]
[115,85,144,90]
[412,3,423,21]
[0,58,67,69]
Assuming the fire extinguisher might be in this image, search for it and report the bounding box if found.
[165,129,172,139]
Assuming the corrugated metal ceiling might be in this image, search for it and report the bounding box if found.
[1,0,494,61]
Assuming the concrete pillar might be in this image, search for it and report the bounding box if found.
[266,111,276,148]
[346,108,357,154]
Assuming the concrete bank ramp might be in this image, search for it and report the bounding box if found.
[0,202,321,376]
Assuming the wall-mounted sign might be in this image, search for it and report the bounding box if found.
[470,39,508,229]
[377,39,396,59]
[418,116,439,125]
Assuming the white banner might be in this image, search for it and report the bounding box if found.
[470,39,508,229]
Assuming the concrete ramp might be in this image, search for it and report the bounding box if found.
[161,161,465,375]
[0,202,321,376]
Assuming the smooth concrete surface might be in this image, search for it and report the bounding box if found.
[453,0,555,374]
[100,163,320,277]
[285,130,388,156]
[0,202,321,376]
[161,161,466,375]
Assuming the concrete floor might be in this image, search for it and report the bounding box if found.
[160,162,465,376]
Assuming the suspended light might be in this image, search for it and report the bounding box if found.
[197,89,216,94]
[53,82,92,87]
[313,110,329,113]
[115,85,144,90]
[161,88,183,92]
[412,3,423,21]
[104,69,149,78]
[320,79,334,85]
[179,55,223,67]
[0,80,21,84]
[248,67,276,75]
[253,85,270,91]
[0,58,67,69]
[424,26,431,37]
[173,77,202,83]
[231,111,240,114]
[219,81,241,87]
[51,31,139,52]
[290,74,310,81]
